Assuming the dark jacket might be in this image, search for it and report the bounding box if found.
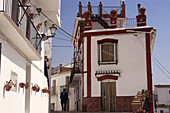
[60,92,68,103]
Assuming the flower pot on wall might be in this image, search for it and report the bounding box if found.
[19,83,25,88]
[29,13,34,19]
[32,86,37,91]
[36,87,40,92]
[22,0,30,6]
[6,84,12,91]
[25,83,29,89]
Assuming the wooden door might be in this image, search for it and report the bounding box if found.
[101,82,116,112]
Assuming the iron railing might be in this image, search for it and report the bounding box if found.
[2,0,41,54]
[124,18,137,28]
[103,6,122,15]
[82,6,122,16]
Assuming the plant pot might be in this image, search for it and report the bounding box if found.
[32,86,37,91]
[84,14,91,20]
[36,25,40,30]
[42,89,47,93]
[6,85,12,91]
[111,12,117,18]
[29,13,34,19]
[47,90,51,94]
[140,9,146,15]
[22,0,29,6]
[19,83,25,88]
[25,84,29,89]
[36,88,40,92]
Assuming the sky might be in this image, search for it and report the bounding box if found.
[52,0,170,85]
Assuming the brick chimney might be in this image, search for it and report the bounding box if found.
[59,64,62,72]
[136,5,146,26]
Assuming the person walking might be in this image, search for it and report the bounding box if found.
[60,88,68,111]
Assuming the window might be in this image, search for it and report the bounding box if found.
[10,71,18,92]
[98,39,118,65]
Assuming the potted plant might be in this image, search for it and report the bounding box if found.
[5,80,16,91]
[22,0,30,6]
[84,11,91,20]
[36,22,42,30]
[25,82,29,89]
[110,10,117,18]
[36,86,40,92]
[32,84,37,91]
[19,82,25,88]
[29,12,34,19]
[42,88,51,94]
[140,7,146,15]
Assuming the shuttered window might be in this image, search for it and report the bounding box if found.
[98,39,118,65]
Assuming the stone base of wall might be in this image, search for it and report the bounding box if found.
[82,96,134,112]
[82,97,101,112]
[116,96,134,112]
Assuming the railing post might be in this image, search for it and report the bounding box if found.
[79,2,82,17]
[121,1,126,18]
[99,1,102,17]
[87,1,91,12]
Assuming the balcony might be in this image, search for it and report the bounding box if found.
[0,0,42,61]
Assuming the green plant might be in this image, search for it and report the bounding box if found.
[84,11,91,15]
[38,22,42,26]
[141,7,146,10]
[110,9,117,14]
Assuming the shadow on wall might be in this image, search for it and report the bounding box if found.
[2,41,26,70]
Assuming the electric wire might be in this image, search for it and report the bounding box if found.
[52,45,74,47]
[53,37,71,42]
[135,34,170,80]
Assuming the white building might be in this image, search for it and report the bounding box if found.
[154,85,170,113]
[70,1,156,112]
[0,0,61,113]
[51,64,75,111]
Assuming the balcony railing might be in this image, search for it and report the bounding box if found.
[82,6,122,16]
[2,0,41,54]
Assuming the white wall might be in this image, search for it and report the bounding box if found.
[0,36,26,113]
[157,108,169,113]
[30,65,49,113]
[51,71,71,111]
[156,88,170,105]
[84,33,148,97]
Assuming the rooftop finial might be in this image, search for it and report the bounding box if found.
[99,1,102,5]
[88,1,90,5]
[79,1,81,5]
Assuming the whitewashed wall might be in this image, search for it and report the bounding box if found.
[83,33,148,97]
[156,88,170,105]
[0,35,26,113]
[30,65,49,113]
[157,108,169,113]
[51,71,72,111]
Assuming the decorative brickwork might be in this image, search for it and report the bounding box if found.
[116,96,134,112]
[82,97,101,112]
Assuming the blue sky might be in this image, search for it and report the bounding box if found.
[52,0,170,85]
